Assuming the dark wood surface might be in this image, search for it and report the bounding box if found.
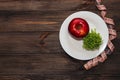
[0,0,120,80]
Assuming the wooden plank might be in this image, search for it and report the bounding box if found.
[0,10,119,32]
[0,0,118,11]
[0,75,119,80]
[0,32,63,54]
[104,0,120,10]
[0,11,70,32]
[0,53,119,75]
[0,53,83,74]
[0,32,119,54]
[0,0,95,11]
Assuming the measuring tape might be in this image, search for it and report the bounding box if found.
[84,0,117,70]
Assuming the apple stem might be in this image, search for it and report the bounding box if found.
[75,24,82,30]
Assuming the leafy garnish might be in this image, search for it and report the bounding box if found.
[83,29,102,50]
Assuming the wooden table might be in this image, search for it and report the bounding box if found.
[0,0,119,80]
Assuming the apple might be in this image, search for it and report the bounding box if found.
[68,18,89,38]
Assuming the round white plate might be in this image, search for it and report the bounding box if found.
[59,11,109,60]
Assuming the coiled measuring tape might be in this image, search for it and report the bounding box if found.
[84,0,117,70]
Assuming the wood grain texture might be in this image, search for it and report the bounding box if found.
[0,10,119,32]
[0,0,120,80]
[0,0,95,11]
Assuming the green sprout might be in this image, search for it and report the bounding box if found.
[83,29,102,50]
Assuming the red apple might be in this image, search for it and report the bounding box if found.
[68,18,89,38]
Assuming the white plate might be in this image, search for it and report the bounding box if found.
[59,11,109,60]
